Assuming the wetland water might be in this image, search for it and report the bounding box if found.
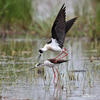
[0,38,100,100]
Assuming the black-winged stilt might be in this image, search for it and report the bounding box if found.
[36,59,68,68]
[35,59,68,83]
[38,4,77,60]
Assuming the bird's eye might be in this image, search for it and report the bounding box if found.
[37,63,41,66]
[39,49,43,53]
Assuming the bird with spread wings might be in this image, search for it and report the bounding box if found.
[38,3,77,61]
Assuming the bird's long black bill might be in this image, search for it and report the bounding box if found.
[37,54,41,62]
[29,62,43,71]
[29,67,36,71]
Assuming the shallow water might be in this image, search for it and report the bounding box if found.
[0,38,100,100]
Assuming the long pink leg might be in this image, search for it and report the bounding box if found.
[56,68,59,88]
[63,50,68,56]
[56,51,68,61]
[55,48,68,58]
[55,48,68,59]
[53,48,68,62]
[64,48,67,51]
[53,52,63,59]
[63,48,68,55]
[52,67,56,84]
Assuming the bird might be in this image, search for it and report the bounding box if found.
[38,3,77,61]
[36,59,68,68]
[35,58,69,83]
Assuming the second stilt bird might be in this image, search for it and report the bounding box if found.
[39,4,77,60]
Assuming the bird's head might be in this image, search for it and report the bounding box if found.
[38,45,48,60]
[36,63,43,67]
[39,49,43,54]
[39,44,48,54]
[37,49,44,61]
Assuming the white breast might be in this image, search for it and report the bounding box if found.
[49,38,62,51]
[44,60,54,68]
[41,38,62,52]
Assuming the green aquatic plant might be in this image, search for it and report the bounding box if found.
[95,3,100,40]
[0,0,32,28]
[0,0,99,40]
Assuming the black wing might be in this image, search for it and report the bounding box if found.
[51,4,66,48]
[65,17,77,33]
[48,59,68,64]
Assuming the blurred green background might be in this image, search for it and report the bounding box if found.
[0,0,100,40]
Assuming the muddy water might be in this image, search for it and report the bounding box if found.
[0,38,100,100]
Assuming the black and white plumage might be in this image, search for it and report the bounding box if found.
[36,59,68,68]
[39,4,77,57]
[34,59,68,83]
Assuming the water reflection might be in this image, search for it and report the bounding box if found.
[0,38,100,100]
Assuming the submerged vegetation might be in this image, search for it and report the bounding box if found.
[0,0,32,35]
[0,0,100,40]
